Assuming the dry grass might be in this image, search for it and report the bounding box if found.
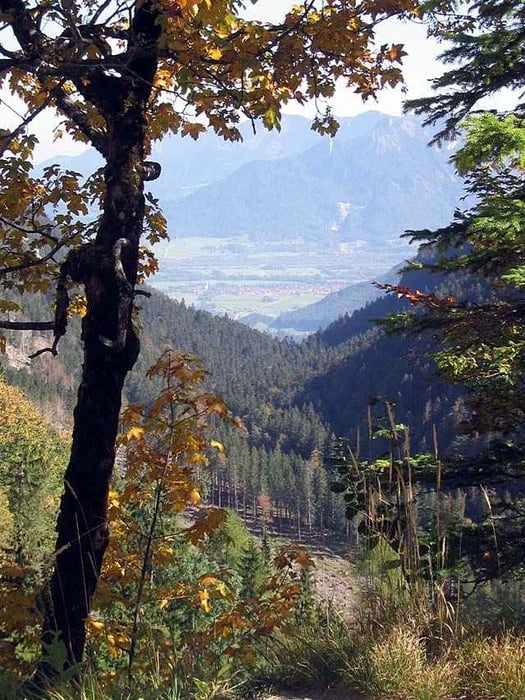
[352,626,459,699]
[457,633,525,700]
[256,606,525,699]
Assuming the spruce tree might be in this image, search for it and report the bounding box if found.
[384,0,525,436]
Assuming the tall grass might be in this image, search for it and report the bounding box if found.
[254,460,525,700]
[255,603,525,699]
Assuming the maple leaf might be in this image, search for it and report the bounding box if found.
[181,122,207,140]
[125,425,146,442]
[185,508,229,546]
[386,43,406,63]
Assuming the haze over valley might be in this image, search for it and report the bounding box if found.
[154,111,464,332]
[46,111,465,334]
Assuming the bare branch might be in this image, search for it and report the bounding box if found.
[0,100,49,155]
[0,0,109,155]
[0,320,54,330]
[0,236,75,277]
[29,341,59,359]
[0,215,54,239]
[87,0,117,27]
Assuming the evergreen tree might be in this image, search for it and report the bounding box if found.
[0,378,68,573]
[238,539,265,600]
[384,0,525,437]
[296,568,318,626]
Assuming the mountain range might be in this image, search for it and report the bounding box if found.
[160,112,462,246]
[38,111,465,332]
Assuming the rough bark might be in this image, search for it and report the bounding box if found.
[36,1,161,676]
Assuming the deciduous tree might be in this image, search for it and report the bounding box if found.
[0,0,415,673]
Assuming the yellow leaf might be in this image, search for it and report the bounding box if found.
[187,453,209,467]
[386,43,406,64]
[68,293,87,318]
[126,425,145,441]
[207,399,228,416]
[198,589,211,612]
[263,106,281,131]
[155,544,174,564]
[0,300,21,313]
[210,440,224,453]
[108,490,120,505]
[294,549,315,569]
[188,488,201,505]
[208,46,222,60]
[87,617,105,634]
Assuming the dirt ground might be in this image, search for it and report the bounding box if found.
[309,543,358,619]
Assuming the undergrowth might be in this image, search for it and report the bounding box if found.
[254,605,525,699]
[253,541,525,700]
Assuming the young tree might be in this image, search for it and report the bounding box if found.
[0,0,415,672]
[374,1,525,584]
[381,0,525,435]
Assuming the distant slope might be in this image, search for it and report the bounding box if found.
[297,260,492,454]
[2,288,335,437]
[3,256,477,462]
[260,265,400,333]
[161,113,463,245]
[37,115,323,201]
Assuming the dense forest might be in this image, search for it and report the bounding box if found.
[2,259,467,539]
[0,0,524,698]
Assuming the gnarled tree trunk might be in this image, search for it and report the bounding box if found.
[38,3,160,674]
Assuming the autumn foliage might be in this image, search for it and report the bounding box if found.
[0,0,417,668]
[88,349,313,692]
[0,351,313,693]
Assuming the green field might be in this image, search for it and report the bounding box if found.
[151,235,409,319]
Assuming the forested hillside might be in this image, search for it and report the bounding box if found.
[2,257,474,539]
[1,0,524,696]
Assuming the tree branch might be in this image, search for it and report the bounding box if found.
[0,320,54,330]
[0,235,75,277]
[51,86,108,156]
[0,99,52,156]
[0,0,41,58]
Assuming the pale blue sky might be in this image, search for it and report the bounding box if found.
[0,0,504,163]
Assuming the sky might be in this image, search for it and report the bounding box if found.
[1,0,446,164]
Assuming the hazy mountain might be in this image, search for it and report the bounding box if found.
[40,111,463,248]
[161,112,463,245]
[37,114,323,200]
[36,111,465,324]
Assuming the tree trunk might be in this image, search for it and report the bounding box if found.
[38,4,160,673]
[41,325,139,666]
